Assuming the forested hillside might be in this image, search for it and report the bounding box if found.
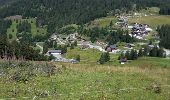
[0,0,170,33]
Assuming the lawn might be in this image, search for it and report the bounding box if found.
[129,15,170,29]
[126,57,170,68]
[65,47,118,64]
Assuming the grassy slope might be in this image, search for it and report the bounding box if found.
[65,47,119,65]
[0,60,170,99]
[6,18,47,40]
[129,15,170,29]
[0,48,170,99]
[87,16,117,28]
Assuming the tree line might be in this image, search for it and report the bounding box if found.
[118,45,166,62]
[157,24,170,49]
[78,26,135,44]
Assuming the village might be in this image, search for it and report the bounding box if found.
[43,15,170,64]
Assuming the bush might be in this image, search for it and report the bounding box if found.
[9,34,13,39]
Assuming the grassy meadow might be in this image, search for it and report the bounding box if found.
[87,16,117,28]
[6,18,47,40]
[0,58,170,99]
[128,15,170,29]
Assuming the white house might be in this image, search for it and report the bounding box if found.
[47,50,62,55]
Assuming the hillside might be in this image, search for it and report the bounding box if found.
[6,18,47,40]
[0,58,170,99]
[0,0,170,32]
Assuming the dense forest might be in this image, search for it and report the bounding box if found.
[159,5,170,15]
[0,0,170,33]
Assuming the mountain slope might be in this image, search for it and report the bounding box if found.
[0,0,170,32]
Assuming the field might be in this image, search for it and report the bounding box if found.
[0,47,170,99]
[129,15,170,29]
[0,57,170,99]
[6,18,47,40]
[65,47,120,65]
[87,16,117,28]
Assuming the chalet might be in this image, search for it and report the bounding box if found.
[80,44,90,50]
[47,50,62,55]
[105,45,117,52]
[125,43,135,48]
[70,59,79,64]
[119,57,127,64]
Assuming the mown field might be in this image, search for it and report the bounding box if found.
[128,15,170,29]
[0,58,170,99]
[6,18,47,40]
[87,16,117,28]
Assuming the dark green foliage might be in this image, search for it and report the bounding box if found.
[157,24,170,49]
[80,27,134,43]
[55,45,67,54]
[75,55,80,62]
[125,50,130,60]
[149,46,166,58]
[138,48,143,57]
[124,49,138,60]
[118,52,125,60]
[43,42,48,54]
[16,21,31,33]
[143,46,149,56]
[70,44,74,50]
[138,45,166,58]
[48,54,55,61]
[8,34,13,39]
[149,46,158,57]
[73,41,77,47]
[159,4,170,15]
[98,52,110,64]
[1,0,169,33]
[109,21,113,28]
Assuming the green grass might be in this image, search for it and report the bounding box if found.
[129,15,170,29]
[7,21,17,39]
[0,60,170,99]
[87,16,117,28]
[139,7,160,15]
[127,57,170,68]
[6,18,47,40]
[65,47,118,64]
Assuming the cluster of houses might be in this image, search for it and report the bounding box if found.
[128,23,153,39]
[115,15,153,40]
[115,16,128,27]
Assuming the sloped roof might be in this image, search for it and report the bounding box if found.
[48,50,62,53]
[110,44,116,48]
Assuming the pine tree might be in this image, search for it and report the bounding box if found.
[105,52,110,62]
[149,46,158,57]
[43,43,48,54]
[76,55,80,62]
[138,48,143,57]
[130,49,138,60]
[99,53,105,64]
[98,52,110,64]
[125,51,130,60]
[143,46,149,56]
